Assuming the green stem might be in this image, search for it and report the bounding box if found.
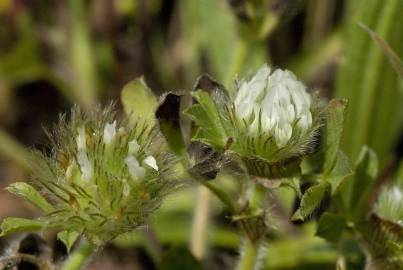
[190,185,213,259]
[62,241,96,270]
[0,127,31,171]
[237,238,265,270]
[237,183,267,270]
[202,181,236,212]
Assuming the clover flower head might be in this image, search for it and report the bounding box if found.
[186,64,322,178]
[375,185,403,226]
[1,105,181,245]
[234,66,313,147]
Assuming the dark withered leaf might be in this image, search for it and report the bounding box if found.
[156,91,186,154]
[188,141,223,180]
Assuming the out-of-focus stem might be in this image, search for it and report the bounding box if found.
[62,241,96,270]
[143,222,163,265]
[0,127,30,171]
[237,238,265,270]
[190,185,212,259]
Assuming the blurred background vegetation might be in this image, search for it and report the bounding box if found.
[0,0,402,269]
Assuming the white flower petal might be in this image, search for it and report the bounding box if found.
[125,156,146,180]
[103,121,117,144]
[76,127,87,151]
[128,139,140,155]
[143,155,159,171]
[275,124,292,147]
[77,151,92,181]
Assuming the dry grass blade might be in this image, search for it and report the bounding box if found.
[358,22,403,79]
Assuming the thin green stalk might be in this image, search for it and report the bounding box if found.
[190,185,213,259]
[237,238,266,270]
[237,183,267,270]
[62,241,96,270]
[0,127,31,171]
[202,181,236,212]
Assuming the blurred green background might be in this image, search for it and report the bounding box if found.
[0,0,402,269]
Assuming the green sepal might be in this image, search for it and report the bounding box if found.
[6,182,55,214]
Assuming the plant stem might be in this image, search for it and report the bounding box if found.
[190,185,212,259]
[0,127,31,171]
[236,182,267,270]
[62,241,96,270]
[237,238,265,270]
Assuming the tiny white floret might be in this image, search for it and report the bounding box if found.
[103,121,117,144]
[128,139,141,155]
[76,126,87,151]
[143,156,158,171]
[125,156,146,180]
[77,151,93,181]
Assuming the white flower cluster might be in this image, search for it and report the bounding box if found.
[376,185,403,226]
[234,65,312,147]
[74,122,159,183]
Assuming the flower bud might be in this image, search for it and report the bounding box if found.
[186,65,322,178]
[4,105,181,244]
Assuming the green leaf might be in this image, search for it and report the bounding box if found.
[121,77,158,123]
[58,230,80,252]
[292,182,329,221]
[0,218,48,236]
[160,246,204,270]
[316,213,346,243]
[325,151,354,195]
[323,99,348,174]
[184,90,228,150]
[6,182,54,214]
[349,146,379,220]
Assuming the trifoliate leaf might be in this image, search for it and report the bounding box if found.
[325,151,353,195]
[6,182,54,214]
[292,182,329,221]
[349,146,378,220]
[58,230,80,252]
[316,212,346,243]
[121,77,157,123]
[185,90,228,150]
[322,99,348,174]
[0,218,49,236]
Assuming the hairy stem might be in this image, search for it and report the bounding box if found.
[62,241,96,270]
[237,238,266,270]
[237,182,267,270]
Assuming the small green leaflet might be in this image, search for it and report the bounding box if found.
[0,218,49,236]
[121,77,158,123]
[292,182,329,221]
[184,90,228,150]
[6,182,54,214]
[316,212,346,243]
